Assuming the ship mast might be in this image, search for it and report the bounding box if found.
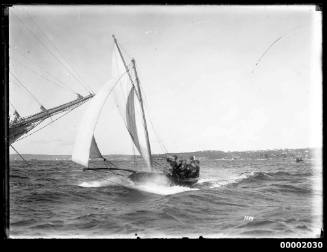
[112,35,140,99]
[131,58,153,169]
[112,34,153,169]
[9,94,94,145]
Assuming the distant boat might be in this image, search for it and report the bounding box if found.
[72,35,200,187]
[296,157,304,162]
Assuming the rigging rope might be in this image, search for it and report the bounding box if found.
[119,43,133,63]
[111,87,141,171]
[11,10,93,94]
[14,103,77,143]
[13,95,92,143]
[131,135,137,170]
[24,9,94,94]
[123,71,170,171]
[110,68,156,170]
[13,55,131,144]
[111,53,169,168]
[139,83,169,154]
[10,144,31,166]
[13,57,80,95]
[10,71,45,108]
[92,68,132,130]
[9,101,18,112]
[11,45,82,93]
[110,62,145,147]
[152,160,169,171]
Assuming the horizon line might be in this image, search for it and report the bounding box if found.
[9,147,319,156]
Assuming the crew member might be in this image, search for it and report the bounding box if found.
[178,160,187,178]
[166,155,200,179]
[166,155,180,177]
[188,156,200,177]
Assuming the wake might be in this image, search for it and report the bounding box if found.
[77,169,256,194]
[77,175,198,195]
[196,173,249,189]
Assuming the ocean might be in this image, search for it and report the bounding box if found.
[9,156,322,238]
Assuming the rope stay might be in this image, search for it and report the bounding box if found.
[13,98,86,143]
[26,13,94,94]
[110,64,166,169]
[112,40,169,157]
[10,71,45,108]
[10,144,31,166]
[9,101,18,112]
[111,40,169,166]
[12,53,80,96]
[119,42,133,63]
[11,9,93,94]
[92,67,132,131]
[138,82,169,154]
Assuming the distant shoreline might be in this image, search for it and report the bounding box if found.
[9,148,318,161]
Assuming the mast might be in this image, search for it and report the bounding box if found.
[9,94,94,129]
[9,93,94,145]
[131,58,153,169]
[112,35,139,98]
[112,34,152,169]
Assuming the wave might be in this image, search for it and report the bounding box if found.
[268,184,312,194]
[10,174,29,179]
[131,182,198,195]
[197,174,248,189]
[225,171,313,195]
[74,168,313,196]
[236,170,312,183]
[193,169,311,190]
[11,218,37,227]
[78,179,118,188]
[78,176,197,195]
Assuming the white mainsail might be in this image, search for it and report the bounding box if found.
[126,86,151,169]
[72,36,152,171]
[111,42,152,171]
[126,87,141,152]
[72,79,114,167]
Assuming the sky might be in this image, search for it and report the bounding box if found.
[9,5,322,155]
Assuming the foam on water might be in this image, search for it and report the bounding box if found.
[130,181,198,195]
[197,173,249,189]
[10,157,319,238]
[78,175,197,195]
[78,176,128,188]
[127,173,199,195]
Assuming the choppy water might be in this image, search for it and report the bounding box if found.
[9,157,322,238]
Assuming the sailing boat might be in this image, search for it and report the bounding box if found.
[72,35,199,187]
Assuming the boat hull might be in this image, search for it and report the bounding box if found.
[167,176,199,186]
[128,172,198,187]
